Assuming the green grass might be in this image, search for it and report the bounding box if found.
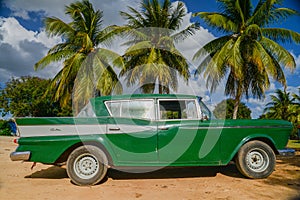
[287,140,300,149]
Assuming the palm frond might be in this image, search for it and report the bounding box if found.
[35,49,75,70]
[260,36,296,70]
[171,23,200,42]
[44,17,75,38]
[238,0,252,21]
[101,48,124,68]
[168,1,185,30]
[271,7,299,22]
[262,28,300,43]
[120,10,145,28]
[217,0,240,21]
[247,0,276,26]
[228,36,244,79]
[193,36,231,60]
[193,12,238,33]
[204,39,234,92]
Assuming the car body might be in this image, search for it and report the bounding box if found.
[10,94,293,185]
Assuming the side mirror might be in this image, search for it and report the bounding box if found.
[201,114,209,121]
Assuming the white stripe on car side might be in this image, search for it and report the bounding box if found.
[19,124,156,137]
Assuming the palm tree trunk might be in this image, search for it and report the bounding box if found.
[159,85,162,94]
[158,80,162,94]
[233,85,242,119]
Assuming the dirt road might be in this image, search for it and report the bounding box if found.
[0,136,299,200]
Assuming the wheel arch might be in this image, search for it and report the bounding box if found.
[55,141,114,166]
[229,135,279,163]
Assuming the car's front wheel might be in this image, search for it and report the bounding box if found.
[235,140,276,179]
[66,145,108,186]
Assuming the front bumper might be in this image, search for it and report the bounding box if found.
[10,151,31,161]
[277,148,295,157]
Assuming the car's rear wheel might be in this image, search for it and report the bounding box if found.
[235,140,276,179]
[66,145,108,186]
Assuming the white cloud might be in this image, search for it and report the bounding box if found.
[11,9,30,20]
[0,17,35,50]
[0,17,61,50]
[0,17,62,82]
[3,0,140,26]
[3,0,72,21]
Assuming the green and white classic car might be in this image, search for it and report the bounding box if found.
[10,94,293,186]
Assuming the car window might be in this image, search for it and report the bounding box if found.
[106,100,155,120]
[159,99,198,120]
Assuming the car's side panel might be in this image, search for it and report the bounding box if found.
[16,134,118,164]
[105,117,158,164]
[219,120,291,165]
[157,120,221,165]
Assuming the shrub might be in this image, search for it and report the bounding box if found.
[0,120,12,136]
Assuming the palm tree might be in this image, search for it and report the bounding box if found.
[262,88,299,138]
[193,0,300,119]
[35,0,123,113]
[263,89,297,121]
[119,0,199,93]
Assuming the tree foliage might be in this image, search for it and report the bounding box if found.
[213,99,251,119]
[193,0,300,119]
[119,0,199,93]
[0,120,11,136]
[260,88,300,138]
[0,76,72,117]
[35,0,123,113]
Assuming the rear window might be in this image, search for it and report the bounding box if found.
[105,100,155,120]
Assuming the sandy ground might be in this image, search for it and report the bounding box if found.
[0,136,299,200]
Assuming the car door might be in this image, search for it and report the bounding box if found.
[157,99,221,165]
[105,99,158,164]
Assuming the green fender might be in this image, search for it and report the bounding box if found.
[221,134,277,165]
[17,134,118,164]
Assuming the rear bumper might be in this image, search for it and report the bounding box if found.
[10,151,31,161]
[277,148,295,157]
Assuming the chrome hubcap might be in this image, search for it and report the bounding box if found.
[246,148,269,173]
[74,153,99,179]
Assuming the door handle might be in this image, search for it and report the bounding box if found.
[50,128,61,131]
[158,127,169,130]
[109,127,120,131]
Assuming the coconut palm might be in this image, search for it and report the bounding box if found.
[263,89,297,120]
[262,88,299,138]
[193,0,300,119]
[119,0,199,93]
[35,0,123,113]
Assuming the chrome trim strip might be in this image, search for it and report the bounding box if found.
[181,125,292,130]
[10,151,31,161]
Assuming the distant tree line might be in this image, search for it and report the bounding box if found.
[0,76,72,118]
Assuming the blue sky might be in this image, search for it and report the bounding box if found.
[0,0,299,119]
